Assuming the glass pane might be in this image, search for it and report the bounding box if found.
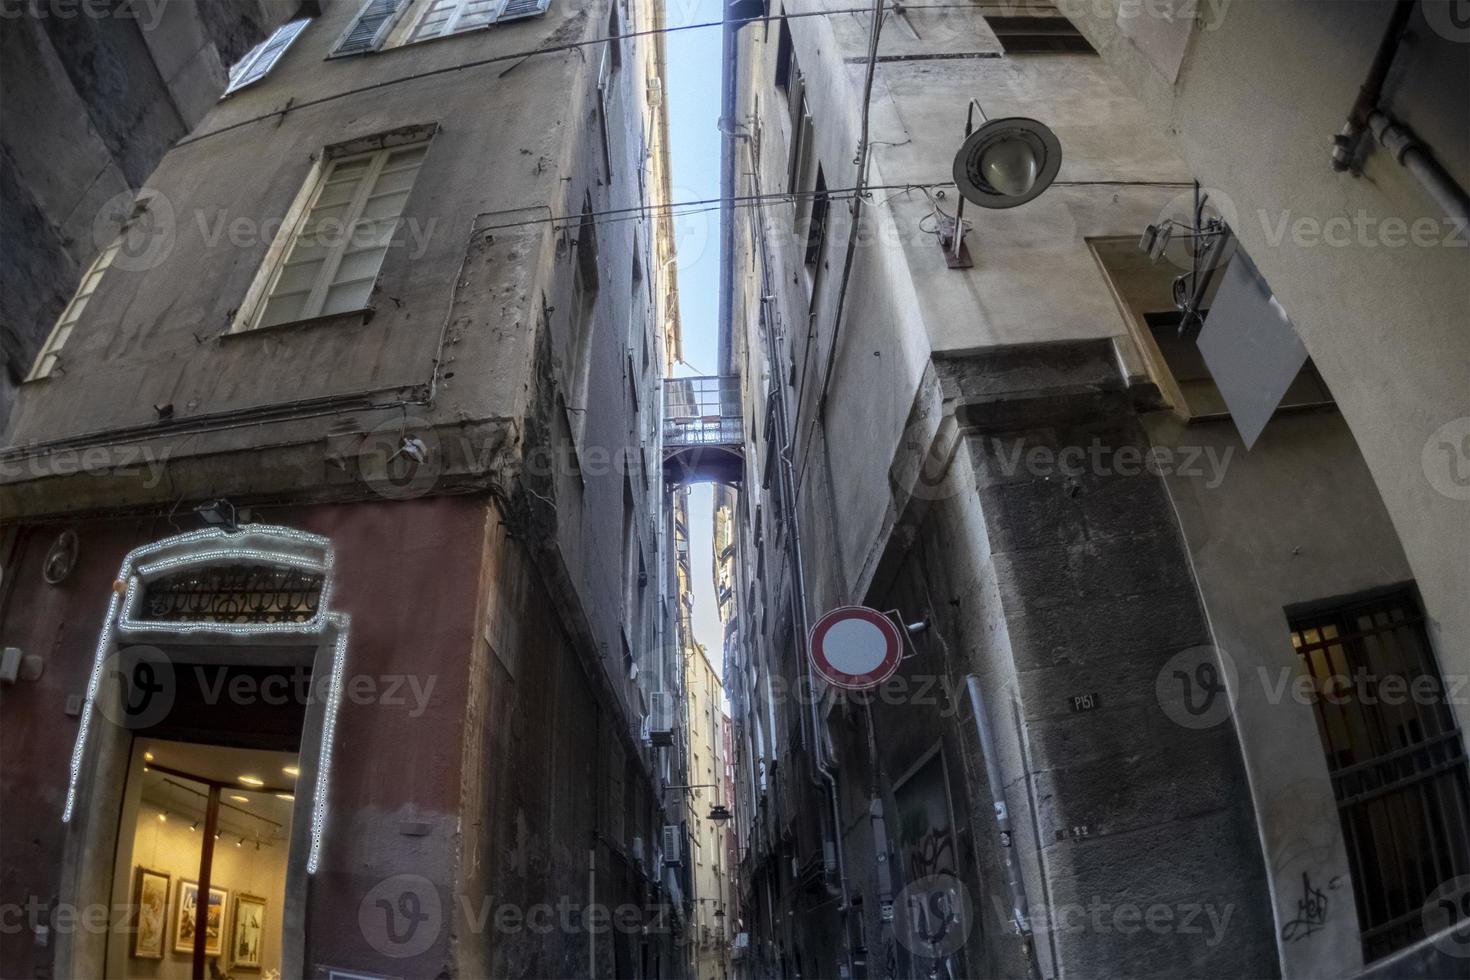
[345,219,398,250]
[259,292,307,328]
[321,278,373,315]
[360,191,411,222]
[326,157,372,181]
[65,294,91,323]
[370,166,419,198]
[315,178,364,209]
[332,247,387,286]
[274,259,323,296]
[384,145,427,169]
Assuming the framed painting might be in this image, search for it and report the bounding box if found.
[174,880,227,956]
[231,893,267,970]
[132,867,170,959]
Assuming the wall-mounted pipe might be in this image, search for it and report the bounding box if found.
[1330,0,1470,228]
[965,675,1041,980]
[1367,111,1470,228]
[1331,0,1415,172]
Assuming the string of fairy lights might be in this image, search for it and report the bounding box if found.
[63,525,347,876]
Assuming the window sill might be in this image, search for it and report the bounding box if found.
[222,306,375,341]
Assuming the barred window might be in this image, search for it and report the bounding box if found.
[1289,588,1470,960]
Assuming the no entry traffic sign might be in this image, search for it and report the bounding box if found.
[808,605,904,690]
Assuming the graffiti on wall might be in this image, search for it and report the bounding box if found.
[892,749,971,979]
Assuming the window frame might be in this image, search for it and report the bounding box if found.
[230,134,432,334]
[1286,587,1470,961]
[389,0,551,47]
[25,239,122,382]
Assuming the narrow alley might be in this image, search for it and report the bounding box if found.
[1,2,1467,980]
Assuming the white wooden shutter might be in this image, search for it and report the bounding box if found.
[410,0,549,39]
[332,0,408,56]
[224,19,310,95]
[497,0,551,23]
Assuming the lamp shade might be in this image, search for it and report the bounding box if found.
[980,139,1040,197]
[952,117,1062,209]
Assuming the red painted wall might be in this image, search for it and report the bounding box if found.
[0,497,488,978]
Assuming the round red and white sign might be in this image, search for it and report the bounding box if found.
[808,605,904,690]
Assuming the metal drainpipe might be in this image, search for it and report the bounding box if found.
[1367,111,1470,227]
[964,676,1042,980]
[1331,0,1470,227]
[1331,0,1415,172]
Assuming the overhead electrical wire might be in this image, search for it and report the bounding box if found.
[174,4,990,151]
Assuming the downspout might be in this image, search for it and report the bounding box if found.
[1331,0,1469,226]
[965,676,1042,980]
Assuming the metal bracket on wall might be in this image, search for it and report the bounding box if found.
[935,214,973,269]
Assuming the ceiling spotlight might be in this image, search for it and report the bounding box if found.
[276,793,295,801]
[282,766,299,777]
[237,775,264,787]
[952,117,1062,210]
[144,751,154,762]
[229,795,249,803]
[236,838,244,847]
[189,821,199,832]
[157,810,167,823]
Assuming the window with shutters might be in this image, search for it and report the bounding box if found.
[393,0,551,46]
[331,0,411,57]
[223,19,310,95]
[26,239,121,381]
[234,139,430,332]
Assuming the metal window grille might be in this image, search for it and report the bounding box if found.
[1289,589,1470,960]
[142,565,325,624]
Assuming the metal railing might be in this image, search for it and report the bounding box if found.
[663,376,741,449]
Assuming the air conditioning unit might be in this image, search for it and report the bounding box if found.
[661,823,682,865]
[648,692,675,746]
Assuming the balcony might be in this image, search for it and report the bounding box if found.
[663,375,743,486]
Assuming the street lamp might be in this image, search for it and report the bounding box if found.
[947,99,1063,265]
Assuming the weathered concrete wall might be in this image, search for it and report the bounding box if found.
[1074,0,1470,725]
[1,0,683,975]
[0,0,300,427]
[721,2,1464,976]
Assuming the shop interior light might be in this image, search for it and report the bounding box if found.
[237,775,264,786]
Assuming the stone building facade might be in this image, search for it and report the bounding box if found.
[0,0,696,976]
[718,2,1468,979]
